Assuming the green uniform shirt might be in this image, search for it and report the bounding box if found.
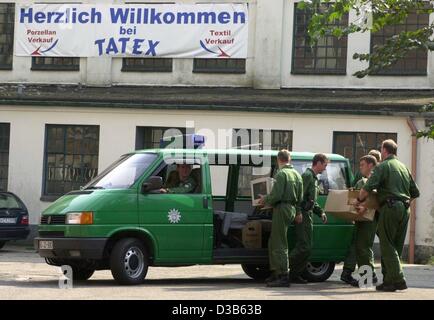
[363,155,420,204]
[354,177,367,190]
[352,171,364,188]
[264,164,303,209]
[167,176,197,194]
[301,168,324,217]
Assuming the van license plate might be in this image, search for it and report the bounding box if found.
[39,240,53,250]
[0,218,16,224]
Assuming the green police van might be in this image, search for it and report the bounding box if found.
[35,148,354,285]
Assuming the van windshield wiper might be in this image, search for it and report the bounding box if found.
[84,186,105,190]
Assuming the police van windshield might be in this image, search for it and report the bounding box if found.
[85,153,158,190]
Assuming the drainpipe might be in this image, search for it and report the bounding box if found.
[406,117,418,264]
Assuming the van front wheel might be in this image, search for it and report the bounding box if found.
[110,238,148,285]
[302,262,335,282]
[242,264,271,281]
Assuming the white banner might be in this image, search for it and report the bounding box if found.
[15,3,248,58]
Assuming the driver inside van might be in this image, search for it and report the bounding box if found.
[159,164,197,194]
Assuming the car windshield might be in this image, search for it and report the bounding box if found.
[0,194,23,209]
[85,153,158,190]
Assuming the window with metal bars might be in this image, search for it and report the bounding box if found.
[43,125,99,197]
[31,57,80,71]
[370,12,429,75]
[333,131,398,174]
[193,58,246,74]
[135,127,187,150]
[0,123,10,191]
[0,3,14,70]
[122,58,173,72]
[292,3,348,75]
[232,129,293,151]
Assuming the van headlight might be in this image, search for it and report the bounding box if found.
[66,211,94,225]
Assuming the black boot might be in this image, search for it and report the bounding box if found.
[394,280,408,291]
[266,274,291,287]
[361,271,378,286]
[265,274,277,283]
[376,283,397,292]
[372,273,378,284]
[341,269,359,287]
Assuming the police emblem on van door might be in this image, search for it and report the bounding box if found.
[168,209,181,224]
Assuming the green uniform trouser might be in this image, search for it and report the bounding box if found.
[288,211,313,276]
[377,202,409,284]
[268,204,296,276]
[343,220,377,273]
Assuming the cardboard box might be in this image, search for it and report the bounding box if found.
[347,190,379,210]
[242,221,262,249]
[324,190,377,222]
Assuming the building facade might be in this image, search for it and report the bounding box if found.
[0,0,433,263]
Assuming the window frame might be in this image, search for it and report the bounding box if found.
[121,57,173,72]
[369,11,429,76]
[42,124,100,201]
[31,57,80,71]
[291,3,348,75]
[149,156,205,194]
[0,3,15,70]
[0,123,10,191]
[135,126,187,150]
[232,128,293,151]
[332,131,398,174]
[193,58,246,74]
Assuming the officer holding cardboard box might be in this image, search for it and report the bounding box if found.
[355,140,420,292]
[258,149,303,287]
[341,155,379,287]
[288,154,328,284]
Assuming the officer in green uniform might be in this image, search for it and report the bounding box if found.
[351,150,381,188]
[355,139,420,292]
[258,149,303,287]
[341,155,379,287]
[289,154,328,283]
[160,164,197,194]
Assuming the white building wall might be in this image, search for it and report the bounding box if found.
[1,105,432,253]
[2,0,434,89]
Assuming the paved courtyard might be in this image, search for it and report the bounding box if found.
[0,244,433,300]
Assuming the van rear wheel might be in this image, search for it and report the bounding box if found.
[110,238,148,285]
[302,262,335,282]
[242,264,271,281]
[71,267,95,281]
[0,241,6,250]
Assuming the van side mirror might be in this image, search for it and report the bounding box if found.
[142,176,163,193]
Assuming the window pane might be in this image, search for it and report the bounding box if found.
[193,58,246,74]
[0,3,14,69]
[371,12,428,75]
[136,127,187,150]
[292,3,348,75]
[122,58,173,72]
[0,123,10,191]
[333,132,398,175]
[44,125,99,196]
[32,57,80,71]
[232,129,293,151]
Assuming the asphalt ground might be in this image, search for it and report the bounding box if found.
[0,244,433,300]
